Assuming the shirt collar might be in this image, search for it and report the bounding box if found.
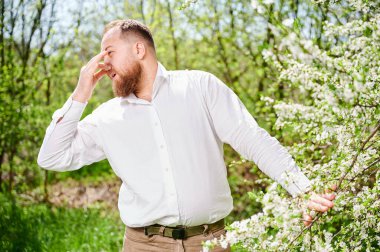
[120,61,169,104]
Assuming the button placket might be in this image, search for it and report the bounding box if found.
[150,106,179,206]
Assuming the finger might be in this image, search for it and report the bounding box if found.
[322,185,337,201]
[311,194,334,208]
[325,184,337,193]
[307,200,329,212]
[93,69,108,82]
[87,51,108,72]
[303,212,313,227]
[89,50,108,63]
[98,63,112,71]
[321,193,336,201]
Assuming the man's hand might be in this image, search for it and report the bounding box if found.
[72,50,110,103]
[302,184,337,227]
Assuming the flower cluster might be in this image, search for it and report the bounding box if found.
[204,1,379,251]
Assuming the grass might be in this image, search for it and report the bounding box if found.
[0,193,124,252]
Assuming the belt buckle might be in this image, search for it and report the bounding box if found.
[172,227,186,240]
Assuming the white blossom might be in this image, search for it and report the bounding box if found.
[282,18,294,27]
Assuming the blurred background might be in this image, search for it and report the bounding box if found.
[1,0,378,251]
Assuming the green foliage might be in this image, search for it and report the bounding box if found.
[0,193,124,252]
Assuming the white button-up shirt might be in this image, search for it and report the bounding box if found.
[37,62,311,227]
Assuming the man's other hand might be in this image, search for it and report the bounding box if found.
[302,184,337,227]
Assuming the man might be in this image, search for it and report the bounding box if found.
[37,19,335,252]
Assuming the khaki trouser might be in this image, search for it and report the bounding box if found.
[122,224,231,252]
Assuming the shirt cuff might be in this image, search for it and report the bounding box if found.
[52,94,88,122]
[278,170,312,198]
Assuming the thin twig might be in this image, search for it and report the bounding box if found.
[344,158,380,185]
[336,120,380,192]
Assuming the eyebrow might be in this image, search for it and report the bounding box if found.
[104,45,114,51]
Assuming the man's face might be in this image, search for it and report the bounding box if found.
[101,28,142,97]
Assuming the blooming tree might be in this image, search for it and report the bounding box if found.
[203,0,379,251]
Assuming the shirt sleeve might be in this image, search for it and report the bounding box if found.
[37,94,106,171]
[200,72,312,197]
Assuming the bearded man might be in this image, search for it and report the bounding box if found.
[37,19,335,252]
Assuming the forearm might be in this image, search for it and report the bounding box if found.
[37,94,88,171]
[228,120,312,197]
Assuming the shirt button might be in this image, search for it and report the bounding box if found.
[154,122,158,126]
[165,167,169,171]
[160,144,164,149]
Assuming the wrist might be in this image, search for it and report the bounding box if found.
[303,188,314,200]
[72,91,90,103]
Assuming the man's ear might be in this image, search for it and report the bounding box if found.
[135,42,146,59]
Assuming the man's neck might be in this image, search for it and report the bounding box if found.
[134,61,158,102]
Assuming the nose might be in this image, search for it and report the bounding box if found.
[103,55,111,65]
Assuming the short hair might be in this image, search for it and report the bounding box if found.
[103,19,155,51]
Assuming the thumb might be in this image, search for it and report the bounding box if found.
[303,211,313,227]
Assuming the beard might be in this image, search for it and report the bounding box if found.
[112,61,142,98]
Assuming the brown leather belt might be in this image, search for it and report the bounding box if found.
[143,218,225,240]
